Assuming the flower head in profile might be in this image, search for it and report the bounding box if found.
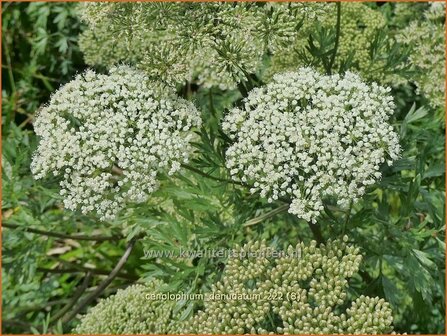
[223,67,400,222]
[31,66,201,220]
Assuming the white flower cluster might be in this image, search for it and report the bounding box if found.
[181,237,394,334]
[31,66,201,220]
[223,67,400,222]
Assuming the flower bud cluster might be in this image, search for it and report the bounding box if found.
[223,67,400,222]
[75,280,176,334]
[78,3,260,89]
[73,238,394,334]
[77,2,325,89]
[180,236,394,334]
[332,3,386,76]
[31,66,201,220]
[252,2,329,54]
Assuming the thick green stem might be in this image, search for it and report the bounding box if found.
[2,222,122,242]
[307,221,325,245]
[328,2,341,75]
[343,200,353,235]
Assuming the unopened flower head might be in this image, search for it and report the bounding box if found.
[31,66,201,220]
[74,237,394,334]
[75,280,177,334]
[181,236,394,334]
[223,67,400,222]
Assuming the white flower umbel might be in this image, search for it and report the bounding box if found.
[223,67,400,222]
[31,66,201,221]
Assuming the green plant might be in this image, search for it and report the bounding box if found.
[2,2,445,335]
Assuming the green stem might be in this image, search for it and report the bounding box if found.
[3,38,16,94]
[241,68,255,91]
[307,221,325,245]
[328,2,341,75]
[243,204,289,227]
[181,163,246,186]
[187,82,192,99]
[38,261,137,280]
[279,197,325,244]
[237,82,248,98]
[18,116,33,128]
[15,299,68,316]
[49,272,92,325]
[61,237,138,324]
[208,88,216,117]
[183,81,192,100]
[343,200,353,235]
[3,37,17,128]
[2,222,123,242]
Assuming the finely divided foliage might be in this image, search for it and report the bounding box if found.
[77,2,328,89]
[223,68,400,222]
[265,3,391,82]
[31,66,201,220]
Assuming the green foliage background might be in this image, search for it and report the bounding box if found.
[1,1,445,334]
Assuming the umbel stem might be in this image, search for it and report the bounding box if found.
[61,237,138,324]
[2,222,122,241]
[181,163,246,186]
[243,204,289,227]
[307,221,325,245]
[328,2,342,75]
[112,163,245,187]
